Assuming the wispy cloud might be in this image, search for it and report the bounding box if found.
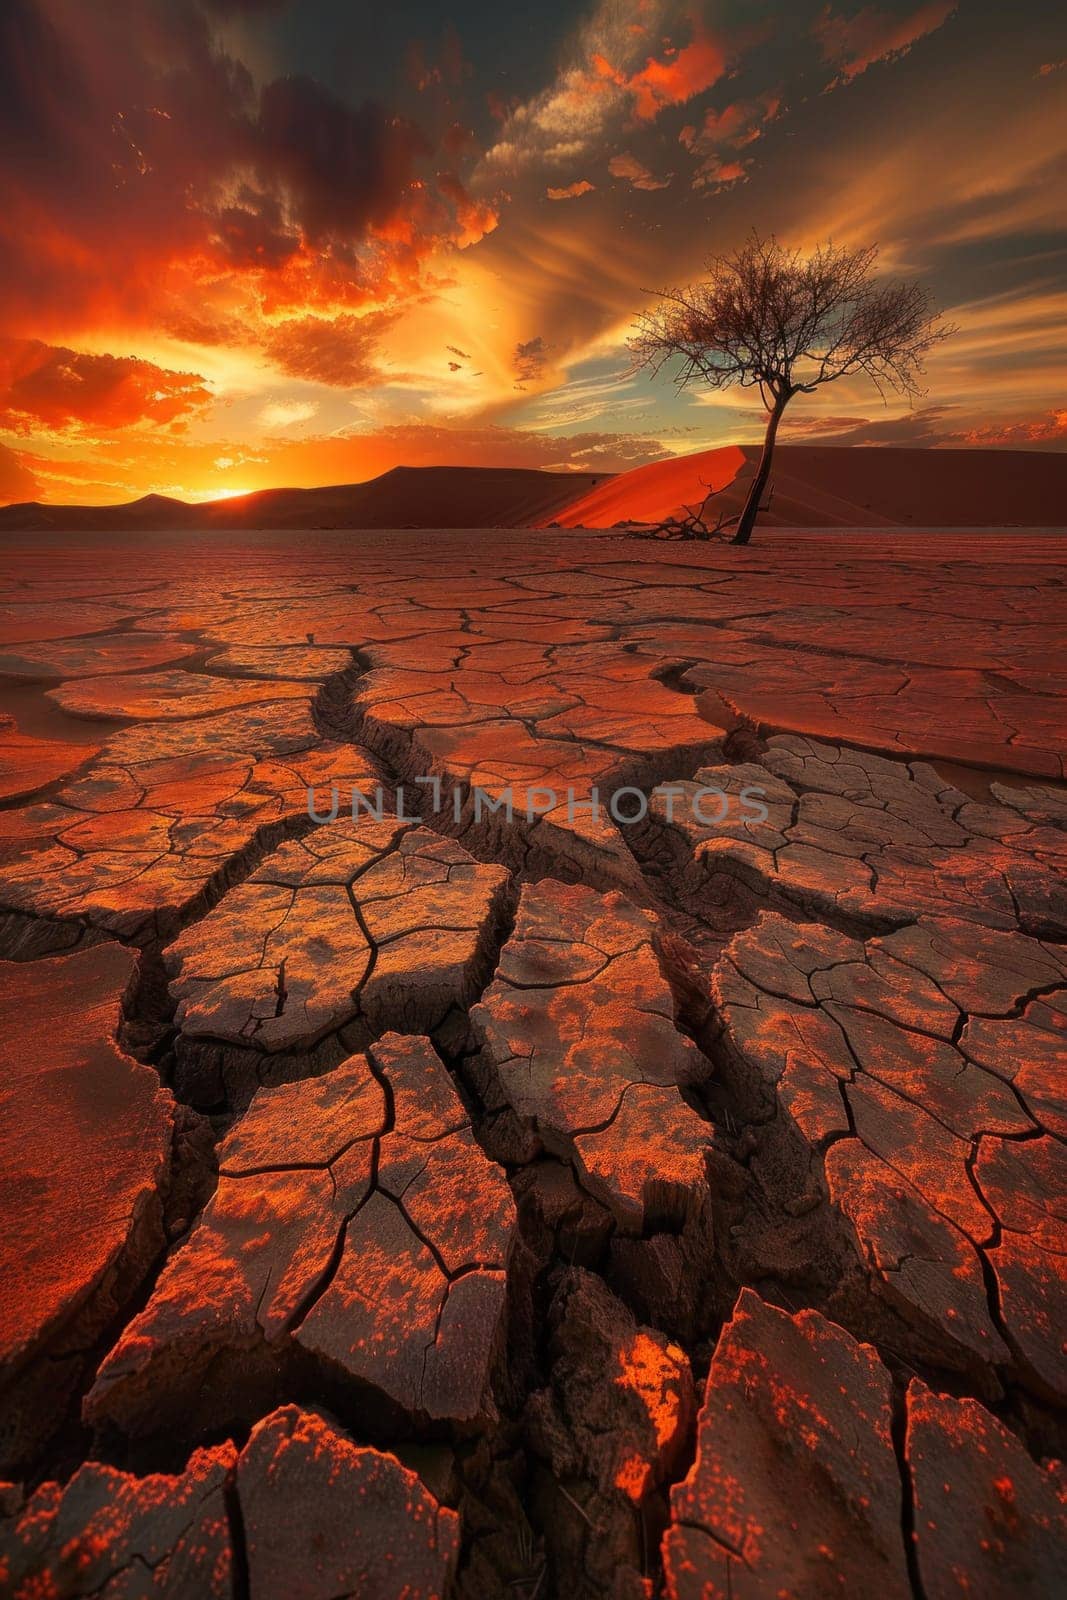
[514,336,552,386]
[814,0,957,88]
[680,92,782,189]
[257,399,319,429]
[479,1,730,176]
[608,153,671,191]
[547,180,596,200]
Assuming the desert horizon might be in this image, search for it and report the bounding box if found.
[2,2,1065,1598]
[3,442,1066,532]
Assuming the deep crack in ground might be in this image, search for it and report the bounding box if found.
[1,527,1064,1599]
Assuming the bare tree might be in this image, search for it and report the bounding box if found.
[631,233,952,544]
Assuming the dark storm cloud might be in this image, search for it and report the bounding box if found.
[0,0,482,334]
[211,189,302,268]
[200,0,291,13]
[264,0,577,130]
[254,76,429,244]
[514,337,551,386]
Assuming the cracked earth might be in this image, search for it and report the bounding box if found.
[0,527,1064,1598]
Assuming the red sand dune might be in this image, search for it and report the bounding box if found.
[546,444,1067,529]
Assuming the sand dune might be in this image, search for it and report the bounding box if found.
[546,444,1067,529]
[0,465,610,532]
[3,448,1065,533]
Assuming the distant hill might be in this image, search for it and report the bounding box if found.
[4,448,1064,534]
[0,465,613,532]
[544,445,1067,529]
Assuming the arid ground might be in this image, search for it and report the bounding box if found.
[1,525,1064,1598]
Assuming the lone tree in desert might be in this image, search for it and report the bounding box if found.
[631,233,951,544]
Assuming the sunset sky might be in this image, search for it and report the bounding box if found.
[1,0,1064,505]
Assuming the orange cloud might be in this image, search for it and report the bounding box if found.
[482,4,733,179]
[435,173,500,248]
[682,92,782,152]
[778,405,1067,451]
[955,410,1067,448]
[0,339,212,434]
[697,159,748,190]
[625,28,728,120]
[263,312,399,388]
[608,153,671,191]
[815,1,957,87]
[547,180,596,200]
[0,0,495,351]
[680,90,781,188]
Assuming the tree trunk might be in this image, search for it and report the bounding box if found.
[732,396,787,546]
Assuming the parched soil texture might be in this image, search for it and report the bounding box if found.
[1,526,1064,1598]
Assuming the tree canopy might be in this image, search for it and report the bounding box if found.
[631,234,952,542]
